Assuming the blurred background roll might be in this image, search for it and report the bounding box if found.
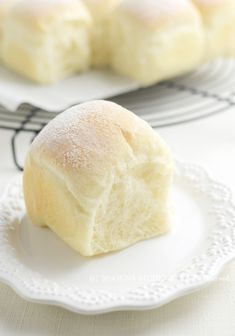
[192,0,235,59]
[0,0,16,60]
[83,0,121,67]
[1,0,91,83]
[109,0,205,85]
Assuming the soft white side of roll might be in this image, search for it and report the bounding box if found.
[192,0,235,59]
[83,0,121,67]
[0,0,17,60]
[2,0,92,83]
[109,0,205,85]
[23,100,173,256]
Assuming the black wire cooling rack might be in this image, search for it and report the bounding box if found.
[1,59,234,171]
[0,104,58,170]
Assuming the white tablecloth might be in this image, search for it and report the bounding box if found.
[0,109,234,335]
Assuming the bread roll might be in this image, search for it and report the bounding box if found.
[0,0,16,60]
[83,0,121,67]
[192,0,235,59]
[2,0,91,83]
[109,0,205,85]
[23,100,173,256]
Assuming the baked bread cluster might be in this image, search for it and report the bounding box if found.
[23,100,173,256]
[0,0,235,84]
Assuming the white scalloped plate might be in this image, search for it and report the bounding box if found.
[0,160,235,315]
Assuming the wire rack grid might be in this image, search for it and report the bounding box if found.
[0,59,234,171]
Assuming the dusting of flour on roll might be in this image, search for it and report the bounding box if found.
[23,100,173,256]
[118,0,194,25]
[109,0,205,85]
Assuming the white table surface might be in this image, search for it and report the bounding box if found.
[0,109,234,335]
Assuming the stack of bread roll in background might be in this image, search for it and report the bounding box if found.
[0,0,235,85]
